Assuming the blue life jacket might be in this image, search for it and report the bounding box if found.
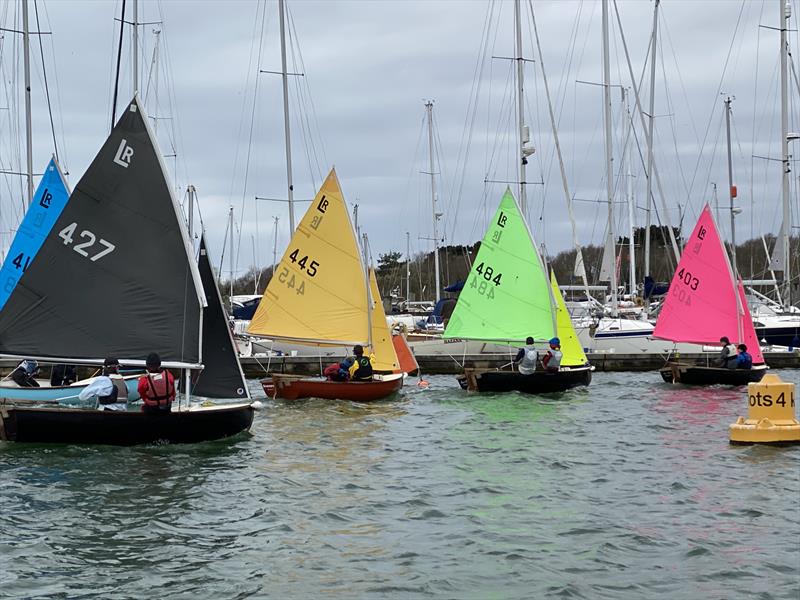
[736,352,753,369]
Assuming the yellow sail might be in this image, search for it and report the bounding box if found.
[247,169,369,345]
[550,271,588,366]
[368,268,400,372]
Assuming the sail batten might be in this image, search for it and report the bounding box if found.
[443,189,555,343]
[652,204,764,363]
[0,96,203,363]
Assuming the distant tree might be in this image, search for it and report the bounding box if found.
[377,251,403,275]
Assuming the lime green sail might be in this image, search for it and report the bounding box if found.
[550,270,588,366]
[443,188,556,343]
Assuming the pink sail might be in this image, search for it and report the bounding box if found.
[738,279,765,365]
[653,204,762,363]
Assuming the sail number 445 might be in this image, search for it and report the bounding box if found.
[470,262,503,299]
[58,222,116,262]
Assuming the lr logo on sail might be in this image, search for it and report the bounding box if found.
[113,139,134,168]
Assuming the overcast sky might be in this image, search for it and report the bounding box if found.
[1,0,797,287]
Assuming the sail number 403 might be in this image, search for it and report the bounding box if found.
[58,222,116,262]
[471,262,503,299]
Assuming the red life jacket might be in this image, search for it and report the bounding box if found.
[141,370,175,408]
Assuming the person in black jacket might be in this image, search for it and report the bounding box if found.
[349,345,373,381]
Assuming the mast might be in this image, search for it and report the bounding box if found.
[406,231,411,303]
[725,97,737,279]
[272,216,279,277]
[228,206,235,300]
[514,0,528,214]
[132,0,138,94]
[279,0,296,236]
[625,89,636,296]
[643,0,659,281]
[22,0,33,205]
[362,233,373,350]
[151,28,161,134]
[425,101,441,303]
[187,184,195,239]
[780,0,792,306]
[602,0,618,315]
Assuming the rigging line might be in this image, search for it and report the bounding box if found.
[234,0,268,274]
[32,0,58,163]
[287,6,325,186]
[110,0,126,130]
[658,11,697,215]
[445,0,495,244]
[40,0,68,173]
[685,0,748,207]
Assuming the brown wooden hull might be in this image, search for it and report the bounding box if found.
[262,373,403,401]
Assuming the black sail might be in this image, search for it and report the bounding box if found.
[193,237,249,399]
[0,97,204,363]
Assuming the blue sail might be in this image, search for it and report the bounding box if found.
[0,158,70,311]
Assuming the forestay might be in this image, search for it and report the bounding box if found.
[550,271,588,367]
[0,158,70,312]
[0,96,205,363]
[443,188,556,343]
[193,237,250,399]
[653,204,764,364]
[247,168,370,346]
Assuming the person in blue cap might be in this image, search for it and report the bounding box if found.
[542,337,563,373]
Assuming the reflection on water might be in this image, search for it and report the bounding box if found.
[0,372,798,599]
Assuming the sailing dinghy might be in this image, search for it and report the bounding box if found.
[654,204,767,385]
[0,96,254,444]
[248,169,404,401]
[443,188,592,394]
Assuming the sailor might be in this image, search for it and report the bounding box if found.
[718,336,738,369]
[323,357,354,382]
[50,364,77,387]
[79,357,128,410]
[10,359,40,387]
[138,353,176,414]
[735,344,753,370]
[513,337,538,375]
[542,337,563,373]
[348,345,373,381]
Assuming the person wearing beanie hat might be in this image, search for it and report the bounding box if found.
[513,336,538,375]
[137,352,176,413]
[542,337,563,373]
[78,357,128,410]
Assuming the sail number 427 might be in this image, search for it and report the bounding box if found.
[471,262,503,299]
[58,222,116,262]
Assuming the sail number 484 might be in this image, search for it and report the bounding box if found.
[58,222,116,262]
[471,262,503,299]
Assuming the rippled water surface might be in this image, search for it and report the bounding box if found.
[1,370,799,599]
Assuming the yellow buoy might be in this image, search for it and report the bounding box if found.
[729,373,800,445]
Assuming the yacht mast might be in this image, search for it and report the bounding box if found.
[279,0,296,236]
[272,216,279,276]
[228,206,235,300]
[132,0,138,94]
[643,0,659,282]
[514,0,528,215]
[22,0,33,205]
[625,89,636,296]
[425,101,441,303]
[725,97,738,279]
[602,0,619,315]
[780,0,792,306]
[406,231,411,303]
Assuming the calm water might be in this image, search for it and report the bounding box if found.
[1,370,798,599]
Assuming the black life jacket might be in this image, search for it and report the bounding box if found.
[97,382,119,405]
[352,356,373,381]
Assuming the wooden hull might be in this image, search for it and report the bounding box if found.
[659,362,768,386]
[262,373,403,401]
[457,366,592,394]
[0,403,254,445]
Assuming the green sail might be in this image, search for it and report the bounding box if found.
[443,188,556,343]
